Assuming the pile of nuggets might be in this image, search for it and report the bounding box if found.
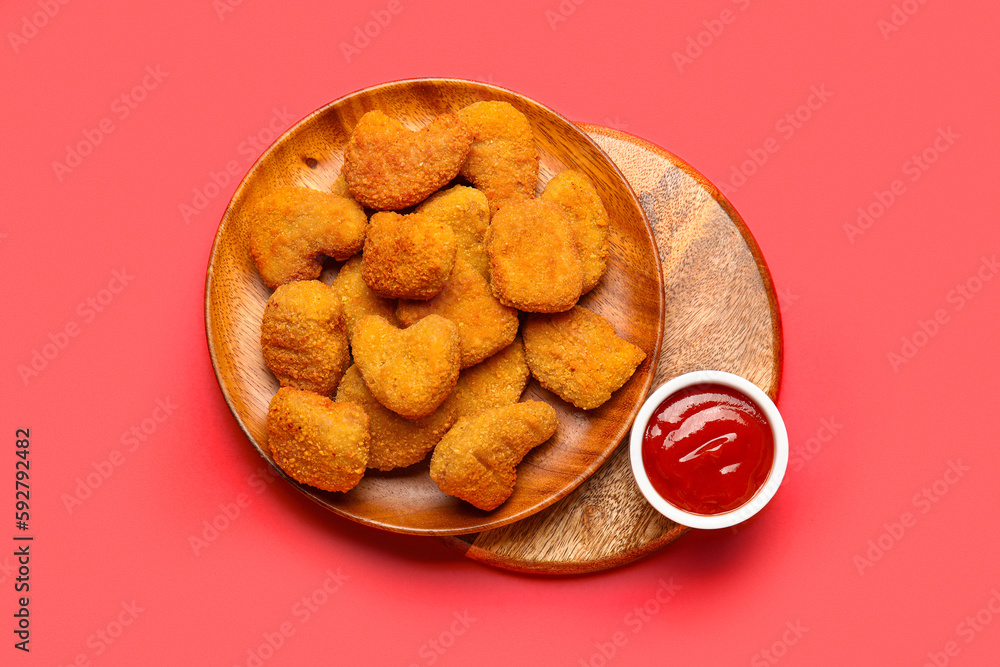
[249,100,647,511]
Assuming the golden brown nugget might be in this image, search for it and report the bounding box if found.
[457,101,539,211]
[362,211,457,300]
[396,259,518,369]
[260,280,350,395]
[352,314,460,419]
[485,199,583,312]
[330,255,397,343]
[540,170,610,294]
[248,186,367,290]
[416,185,491,279]
[523,306,646,410]
[329,169,352,199]
[344,110,473,210]
[443,337,530,420]
[266,387,369,493]
[429,401,558,511]
[336,365,456,471]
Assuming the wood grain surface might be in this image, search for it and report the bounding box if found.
[440,125,783,574]
[205,80,664,536]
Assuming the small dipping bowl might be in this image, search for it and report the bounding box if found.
[629,370,788,529]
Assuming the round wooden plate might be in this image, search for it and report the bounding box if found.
[205,80,665,536]
[440,125,783,573]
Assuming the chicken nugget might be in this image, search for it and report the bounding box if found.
[266,387,369,493]
[344,110,473,210]
[416,185,491,279]
[362,211,457,300]
[397,259,518,369]
[540,170,610,294]
[260,280,350,395]
[329,169,352,199]
[485,199,583,312]
[457,101,539,211]
[523,306,646,410]
[249,186,367,290]
[443,337,530,420]
[336,365,456,471]
[330,255,397,343]
[429,401,558,511]
[352,314,460,419]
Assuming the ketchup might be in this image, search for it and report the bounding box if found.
[641,383,774,515]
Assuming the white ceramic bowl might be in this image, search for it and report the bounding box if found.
[629,370,788,529]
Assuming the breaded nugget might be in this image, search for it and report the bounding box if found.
[458,101,539,211]
[344,110,473,210]
[329,169,352,199]
[336,365,456,471]
[330,255,397,343]
[266,387,369,493]
[429,401,558,510]
[523,306,646,410]
[352,314,460,419]
[485,199,583,312]
[260,280,350,395]
[443,337,530,420]
[397,259,518,368]
[540,170,610,294]
[416,185,491,279]
[362,211,457,300]
[248,186,367,290]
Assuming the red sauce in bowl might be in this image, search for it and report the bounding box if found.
[641,383,774,515]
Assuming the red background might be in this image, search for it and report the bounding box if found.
[3,1,999,665]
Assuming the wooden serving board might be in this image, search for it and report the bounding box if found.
[440,125,783,574]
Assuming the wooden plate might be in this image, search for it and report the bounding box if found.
[441,125,783,573]
[205,80,664,536]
